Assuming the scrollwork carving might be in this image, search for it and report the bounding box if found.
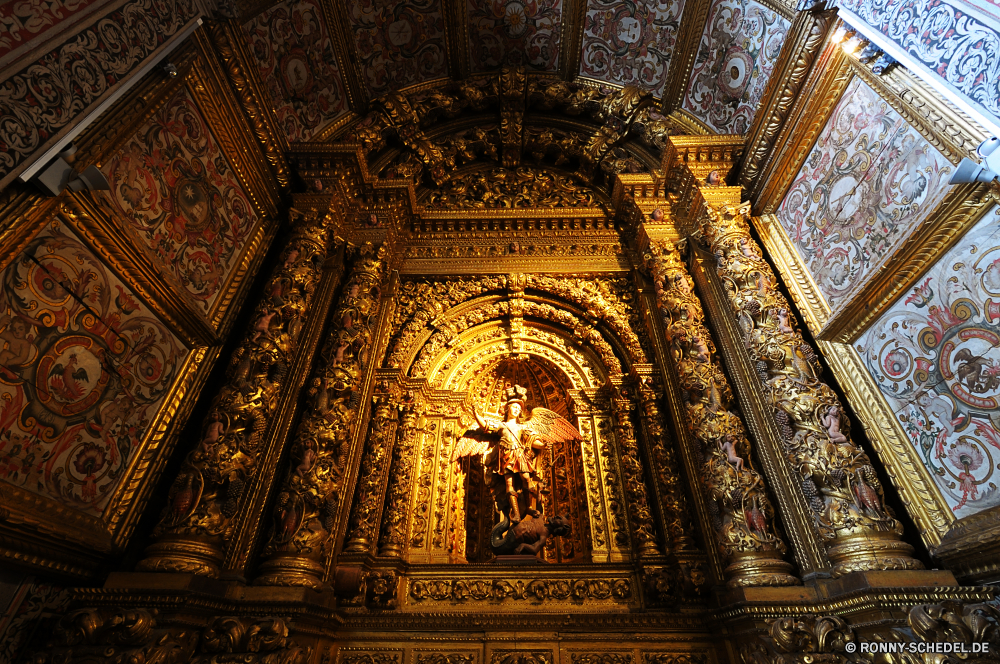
[408,578,632,603]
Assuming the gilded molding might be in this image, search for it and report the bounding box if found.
[660,0,713,114]
[817,340,953,548]
[818,186,999,344]
[738,10,834,197]
[751,214,831,337]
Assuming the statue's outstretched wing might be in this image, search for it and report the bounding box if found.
[524,407,581,444]
[450,427,495,462]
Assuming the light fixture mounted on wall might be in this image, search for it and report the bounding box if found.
[950,137,1000,184]
[32,145,111,196]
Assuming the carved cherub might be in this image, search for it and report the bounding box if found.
[821,406,848,445]
[720,434,744,472]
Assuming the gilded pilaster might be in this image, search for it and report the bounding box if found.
[138,209,334,577]
[645,240,799,588]
[700,197,922,577]
[254,243,388,588]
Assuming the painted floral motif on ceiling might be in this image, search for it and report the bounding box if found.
[837,0,1000,123]
[102,86,258,314]
[467,0,563,72]
[347,0,448,96]
[579,0,685,96]
[681,0,789,134]
[0,0,102,61]
[0,0,199,185]
[0,220,187,515]
[243,0,349,143]
[857,206,1000,519]
[775,77,953,312]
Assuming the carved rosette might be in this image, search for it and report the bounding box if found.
[379,397,424,556]
[702,202,921,576]
[254,243,386,588]
[646,240,798,588]
[139,212,331,577]
[610,393,661,557]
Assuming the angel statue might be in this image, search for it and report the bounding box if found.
[452,385,580,556]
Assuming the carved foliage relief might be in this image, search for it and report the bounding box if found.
[0,0,199,183]
[681,0,789,135]
[243,0,349,143]
[837,0,1000,121]
[0,0,102,60]
[579,0,685,96]
[102,86,258,314]
[346,0,448,96]
[0,219,187,515]
[856,206,1000,518]
[775,77,953,312]
[467,0,563,72]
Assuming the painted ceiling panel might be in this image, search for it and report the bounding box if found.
[681,0,789,134]
[579,0,685,97]
[346,0,448,96]
[774,76,954,313]
[102,86,260,315]
[244,0,349,142]
[856,205,1000,519]
[836,0,1000,126]
[468,0,563,72]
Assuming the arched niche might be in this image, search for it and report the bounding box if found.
[401,317,634,565]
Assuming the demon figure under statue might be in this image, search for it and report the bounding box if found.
[452,385,578,556]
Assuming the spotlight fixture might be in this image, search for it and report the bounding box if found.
[950,137,1000,184]
[33,146,111,196]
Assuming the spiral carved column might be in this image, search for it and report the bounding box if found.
[342,389,401,554]
[378,396,423,557]
[139,213,332,577]
[646,240,799,587]
[702,201,921,577]
[610,392,661,557]
[254,243,387,588]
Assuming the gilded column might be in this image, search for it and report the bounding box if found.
[379,396,423,557]
[139,212,332,576]
[610,392,661,557]
[702,201,922,576]
[254,243,387,588]
[635,384,696,553]
[646,240,799,587]
[342,389,401,553]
